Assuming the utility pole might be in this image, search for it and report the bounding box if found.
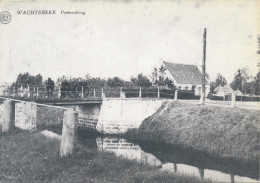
[200,28,207,104]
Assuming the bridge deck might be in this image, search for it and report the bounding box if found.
[0,96,103,105]
[35,98,103,105]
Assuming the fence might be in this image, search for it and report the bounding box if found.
[1,86,201,100]
[209,94,260,102]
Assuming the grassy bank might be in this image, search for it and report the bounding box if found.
[0,129,212,183]
[126,102,260,163]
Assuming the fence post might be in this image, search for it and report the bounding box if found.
[231,92,236,108]
[13,88,16,97]
[101,87,105,98]
[139,87,142,98]
[157,87,160,98]
[94,89,96,98]
[60,110,78,157]
[36,87,39,98]
[27,85,30,98]
[1,100,15,133]
[81,86,84,98]
[120,87,123,98]
[33,87,35,98]
[20,86,24,97]
[58,87,61,98]
[174,90,178,101]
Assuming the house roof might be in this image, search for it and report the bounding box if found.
[217,85,234,94]
[214,85,222,93]
[163,61,209,85]
[234,89,243,96]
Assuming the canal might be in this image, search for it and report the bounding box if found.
[78,130,259,183]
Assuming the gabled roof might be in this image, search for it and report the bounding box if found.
[217,85,234,94]
[163,61,209,85]
[214,85,222,93]
[234,89,243,96]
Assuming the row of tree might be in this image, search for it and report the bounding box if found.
[210,68,260,95]
[210,35,259,95]
[9,65,175,91]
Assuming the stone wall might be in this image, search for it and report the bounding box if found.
[15,102,37,130]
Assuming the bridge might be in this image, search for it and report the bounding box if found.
[0,86,174,134]
[34,98,102,105]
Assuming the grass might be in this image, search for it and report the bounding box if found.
[0,128,213,183]
[126,102,260,163]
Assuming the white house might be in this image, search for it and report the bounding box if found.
[161,61,210,96]
[214,85,243,96]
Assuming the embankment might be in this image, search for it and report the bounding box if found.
[127,102,260,163]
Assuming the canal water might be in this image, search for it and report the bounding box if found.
[78,132,259,183]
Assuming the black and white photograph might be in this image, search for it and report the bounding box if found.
[0,0,259,182]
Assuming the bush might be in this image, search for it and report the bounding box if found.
[239,96,260,102]
[177,90,200,100]
[122,88,200,100]
[122,87,175,99]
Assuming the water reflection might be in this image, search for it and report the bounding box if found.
[80,135,259,183]
[96,137,161,167]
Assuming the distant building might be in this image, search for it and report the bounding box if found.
[215,85,234,96]
[214,85,244,97]
[234,89,243,96]
[162,61,210,96]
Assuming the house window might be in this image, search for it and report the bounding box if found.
[185,86,189,90]
[179,86,182,90]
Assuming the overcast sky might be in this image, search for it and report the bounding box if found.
[0,0,259,84]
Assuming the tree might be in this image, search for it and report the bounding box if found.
[130,73,152,87]
[210,73,227,92]
[107,77,125,87]
[253,71,260,95]
[151,68,158,84]
[56,74,107,89]
[230,67,251,93]
[12,72,43,88]
[151,65,175,89]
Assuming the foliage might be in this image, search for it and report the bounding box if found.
[107,77,125,87]
[130,73,152,87]
[253,72,260,95]
[123,87,175,99]
[12,72,43,89]
[230,67,251,94]
[56,74,106,89]
[151,65,175,89]
[210,73,227,92]
[229,71,260,95]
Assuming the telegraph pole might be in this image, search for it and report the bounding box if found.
[200,28,207,104]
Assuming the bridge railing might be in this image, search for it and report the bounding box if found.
[0,86,192,100]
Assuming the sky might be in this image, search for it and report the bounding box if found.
[0,0,259,84]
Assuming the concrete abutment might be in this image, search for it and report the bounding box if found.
[1,100,15,132]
